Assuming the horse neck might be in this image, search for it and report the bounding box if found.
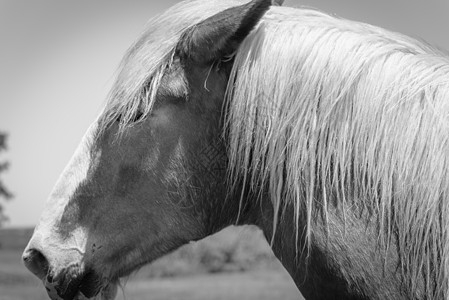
[250,194,413,300]
[208,183,414,299]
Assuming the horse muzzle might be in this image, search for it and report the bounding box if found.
[22,248,113,300]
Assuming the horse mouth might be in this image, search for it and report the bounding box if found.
[45,281,117,300]
[43,268,118,300]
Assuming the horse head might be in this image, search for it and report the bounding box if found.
[22,1,271,299]
[22,0,449,298]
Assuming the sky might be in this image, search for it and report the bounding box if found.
[0,0,448,228]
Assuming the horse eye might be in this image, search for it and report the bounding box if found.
[116,110,145,124]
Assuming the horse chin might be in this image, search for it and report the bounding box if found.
[97,282,118,300]
[75,282,118,300]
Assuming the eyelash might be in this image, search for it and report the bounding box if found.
[116,110,145,124]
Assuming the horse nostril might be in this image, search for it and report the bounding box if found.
[22,248,49,280]
[46,272,54,283]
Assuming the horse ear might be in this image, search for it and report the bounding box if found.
[177,0,271,64]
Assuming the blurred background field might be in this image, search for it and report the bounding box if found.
[0,225,303,300]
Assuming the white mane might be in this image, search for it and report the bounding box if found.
[226,6,449,299]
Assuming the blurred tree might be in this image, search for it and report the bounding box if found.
[0,132,12,227]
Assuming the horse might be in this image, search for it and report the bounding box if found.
[22,0,449,299]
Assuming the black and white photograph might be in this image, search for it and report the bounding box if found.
[1,0,448,299]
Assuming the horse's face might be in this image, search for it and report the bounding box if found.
[23,1,270,299]
[23,63,227,299]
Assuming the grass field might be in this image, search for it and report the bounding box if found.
[0,226,304,300]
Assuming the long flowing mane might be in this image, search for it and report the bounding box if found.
[102,1,449,298]
[226,6,449,299]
